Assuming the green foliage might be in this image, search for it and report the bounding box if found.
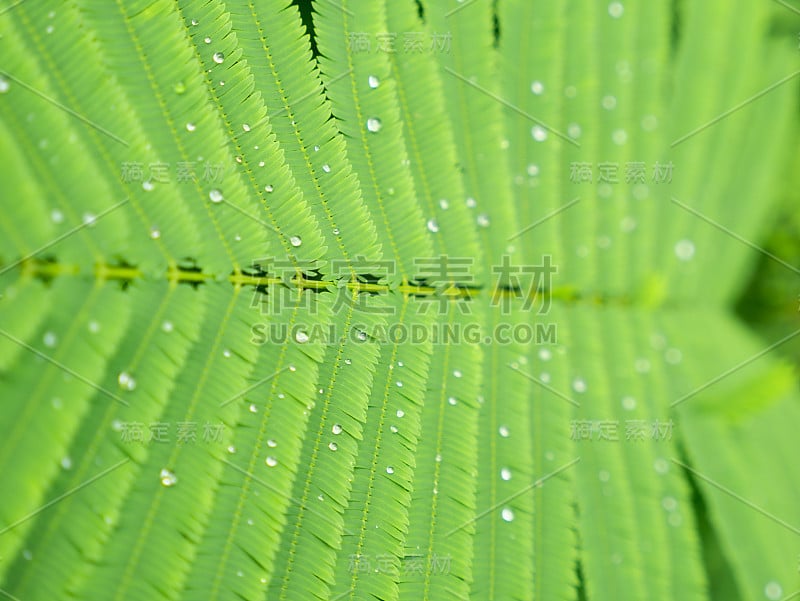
[0,1,799,600]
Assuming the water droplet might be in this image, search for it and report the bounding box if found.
[540,372,551,383]
[435,453,442,462]
[531,125,548,142]
[453,369,462,378]
[545,451,555,461]
[661,496,678,512]
[212,52,224,64]
[527,164,540,177]
[665,348,682,364]
[608,2,624,17]
[61,456,72,470]
[43,331,57,347]
[265,456,277,467]
[538,348,552,361]
[476,213,490,228]
[612,129,628,145]
[209,189,223,203]
[501,508,514,522]
[620,216,637,232]
[599,470,611,482]
[227,445,236,454]
[765,581,783,600]
[499,425,510,438]
[343,358,351,365]
[386,466,395,474]
[262,184,274,194]
[45,24,54,34]
[322,164,331,173]
[674,239,695,261]
[328,442,338,451]
[249,403,258,413]
[368,75,380,88]
[117,371,136,391]
[332,227,340,235]
[222,349,231,358]
[572,378,587,393]
[83,212,97,226]
[448,396,457,406]
[190,18,199,25]
[602,95,617,110]
[654,458,669,474]
[267,439,277,448]
[162,320,174,333]
[186,122,196,132]
[621,396,636,411]
[356,330,367,341]
[160,468,177,487]
[258,160,265,167]
[395,380,403,388]
[501,467,512,481]
[390,425,399,433]
[50,209,64,224]
[295,330,309,343]
[438,198,449,210]
[397,361,404,367]
[426,219,439,233]
[366,117,382,132]
[88,320,100,333]
[149,226,160,239]
[331,424,343,436]
[466,197,477,208]
[641,114,659,131]
[567,123,582,139]
[530,80,544,95]
[396,409,405,418]
[0,78,9,93]
[289,235,302,247]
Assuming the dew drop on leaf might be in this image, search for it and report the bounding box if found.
[328,442,338,451]
[117,371,136,391]
[332,424,342,435]
[295,330,309,343]
[476,214,490,228]
[173,81,186,95]
[159,468,177,487]
[209,189,223,203]
[264,184,274,193]
[203,36,211,44]
[396,409,405,418]
[0,78,9,93]
[608,1,624,18]
[161,320,174,333]
[50,209,64,223]
[438,198,449,210]
[322,164,331,173]
[621,396,636,411]
[386,466,395,474]
[674,239,695,261]
[368,75,380,88]
[572,377,587,393]
[149,226,160,239]
[366,117,382,132]
[500,468,512,481]
[531,125,548,141]
[426,219,439,233]
[265,456,277,467]
[765,582,783,600]
[267,439,277,448]
[499,425,510,438]
[186,122,196,132]
[448,396,457,406]
[43,331,57,347]
[501,508,514,522]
